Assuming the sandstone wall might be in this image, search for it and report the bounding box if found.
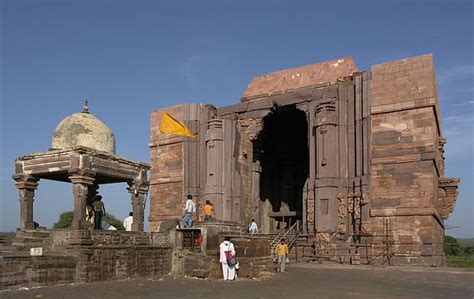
[369,54,445,265]
[243,56,358,99]
[0,246,172,290]
[149,104,206,231]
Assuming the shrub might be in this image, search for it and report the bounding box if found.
[464,246,474,255]
[53,211,74,229]
[444,235,461,256]
[53,210,124,230]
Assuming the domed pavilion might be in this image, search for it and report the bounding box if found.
[12,103,149,232]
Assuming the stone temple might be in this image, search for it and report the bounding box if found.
[149,54,460,265]
[2,54,462,292]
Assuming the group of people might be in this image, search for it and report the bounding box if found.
[181,194,215,228]
[181,195,260,233]
[85,195,135,231]
[181,195,290,280]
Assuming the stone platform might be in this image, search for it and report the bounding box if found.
[0,229,171,291]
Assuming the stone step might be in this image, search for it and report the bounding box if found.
[0,232,16,246]
[0,245,19,252]
[12,236,49,243]
[15,231,51,238]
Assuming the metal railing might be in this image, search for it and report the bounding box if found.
[270,220,302,261]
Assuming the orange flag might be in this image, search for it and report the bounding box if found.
[159,112,197,138]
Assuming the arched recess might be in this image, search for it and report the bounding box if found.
[253,105,309,233]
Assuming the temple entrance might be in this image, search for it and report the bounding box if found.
[255,105,309,233]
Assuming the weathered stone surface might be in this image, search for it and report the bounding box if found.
[0,243,172,290]
[438,177,460,220]
[243,56,358,99]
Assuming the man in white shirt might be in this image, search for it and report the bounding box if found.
[182,194,196,228]
[219,236,236,281]
[123,212,133,231]
[249,219,258,235]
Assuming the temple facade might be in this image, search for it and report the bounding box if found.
[149,54,460,265]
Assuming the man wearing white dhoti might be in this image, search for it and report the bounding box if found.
[219,236,236,281]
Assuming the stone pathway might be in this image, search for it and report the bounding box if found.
[2,264,473,298]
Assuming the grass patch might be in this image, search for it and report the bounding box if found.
[446,255,474,268]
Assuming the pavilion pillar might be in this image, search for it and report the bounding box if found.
[69,169,95,230]
[128,171,149,232]
[13,174,39,230]
[86,184,99,206]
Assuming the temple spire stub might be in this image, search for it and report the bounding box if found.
[82,99,89,114]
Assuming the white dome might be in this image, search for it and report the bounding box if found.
[52,108,116,154]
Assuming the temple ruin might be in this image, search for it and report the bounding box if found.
[149,54,460,265]
[1,53,462,291]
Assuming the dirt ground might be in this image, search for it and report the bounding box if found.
[1,264,473,299]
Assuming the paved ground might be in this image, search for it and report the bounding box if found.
[2,264,473,299]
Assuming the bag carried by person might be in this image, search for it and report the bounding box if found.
[225,250,237,267]
[228,257,237,267]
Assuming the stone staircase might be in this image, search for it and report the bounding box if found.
[270,221,302,262]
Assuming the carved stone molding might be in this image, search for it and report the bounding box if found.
[315,100,337,126]
[68,168,96,185]
[437,137,446,175]
[127,170,150,195]
[337,193,347,219]
[438,177,460,220]
[206,118,224,141]
[337,192,369,236]
[12,173,39,190]
[307,195,315,224]
[315,232,331,255]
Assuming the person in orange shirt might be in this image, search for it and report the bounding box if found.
[203,200,214,221]
[275,238,289,272]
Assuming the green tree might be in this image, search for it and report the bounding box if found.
[53,211,74,229]
[464,246,474,255]
[53,211,125,230]
[444,235,461,256]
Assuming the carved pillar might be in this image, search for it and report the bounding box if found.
[69,169,95,230]
[251,149,262,223]
[128,170,149,232]
[307,105,316,234]
[13,174,39,230]
[86,184,99,206]
[314,100,339,233]
[204,118,225,219]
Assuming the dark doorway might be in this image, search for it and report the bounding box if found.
[255,105,309,232]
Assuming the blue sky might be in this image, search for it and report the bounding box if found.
[1,0,472,237]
